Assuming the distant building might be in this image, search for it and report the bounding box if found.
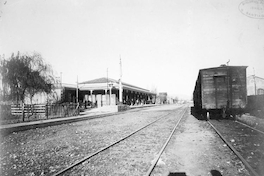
[159,92,167,104]
[247,75,264,95]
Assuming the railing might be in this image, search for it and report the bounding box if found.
[8,103,79,119]
[11,104,46,116]
[0,103,80,124]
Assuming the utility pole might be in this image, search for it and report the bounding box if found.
[60,72,62,88]
[109,82,113,105]
[107,68,108,89]
[119,56,123,104]
[107,68,109,105]
[76,76,79,104]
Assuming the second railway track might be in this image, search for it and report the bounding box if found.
[208,119,264,176]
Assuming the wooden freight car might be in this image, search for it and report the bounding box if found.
[192,65,247,119]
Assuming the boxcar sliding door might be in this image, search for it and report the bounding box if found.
[214,76,228,109]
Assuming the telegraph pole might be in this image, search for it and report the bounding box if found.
[107,68,108,89]
[119,56,123,104]
[60,72,62,88]
[107,68,109,105]
[76,76,79,104]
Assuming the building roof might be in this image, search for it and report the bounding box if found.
[247,75,264,81]
[80,77,116,84]
[79,77,155,94]
[54,83,76,89]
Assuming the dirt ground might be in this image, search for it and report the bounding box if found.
[0,105,257,176]
[151,111,250,176]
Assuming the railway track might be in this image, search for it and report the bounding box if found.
[208,119,264,176]
[145,108,186,176]
[235,120,264,135]
[53,106,187,175]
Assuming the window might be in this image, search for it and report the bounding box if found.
[257,88,264,95]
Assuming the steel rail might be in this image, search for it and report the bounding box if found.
[53,108,181,176]
[207,121,260,176]
[235,120,264,135]
[145,107,187,176]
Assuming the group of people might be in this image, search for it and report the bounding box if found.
[81,97,153,109]
[123,99,150,106]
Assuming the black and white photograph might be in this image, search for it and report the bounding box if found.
[0,0,264,175]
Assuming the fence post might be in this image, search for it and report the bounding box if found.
[46,103,48,119]
[22,103,25,122]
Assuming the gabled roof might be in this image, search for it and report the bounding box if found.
[80,77,117,84]
[79,77,154,94]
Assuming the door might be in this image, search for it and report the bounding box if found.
[214,76,228,109]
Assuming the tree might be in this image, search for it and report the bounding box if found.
[24,53,54,104]
[0,55,9,101]
[1,52,55,121]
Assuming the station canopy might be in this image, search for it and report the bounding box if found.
[79,77,155,95]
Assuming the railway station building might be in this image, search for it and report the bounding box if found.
[78,77,156,107]
[23,77,157,107]
[247,75,264,95]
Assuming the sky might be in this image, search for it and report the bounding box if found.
[0,0,264,100]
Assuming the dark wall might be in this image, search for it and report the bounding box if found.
[61,88,81,103]
[247,95,264,117]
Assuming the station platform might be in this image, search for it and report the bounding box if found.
[0,104,157,134]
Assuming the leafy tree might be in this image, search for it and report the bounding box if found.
[0,55,9,101]
[1,52,55,121]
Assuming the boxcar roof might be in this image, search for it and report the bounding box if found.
[199,65,247,72]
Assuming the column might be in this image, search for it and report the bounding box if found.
[90,90,93,104]
[104,89,108,106]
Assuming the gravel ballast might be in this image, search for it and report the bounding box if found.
[67,105,186,175]
[1,104,259,175]
[0,105,179,176]
[210,119,264,176]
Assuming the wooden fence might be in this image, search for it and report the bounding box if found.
[10,103,79,118]
[11,104,46,115]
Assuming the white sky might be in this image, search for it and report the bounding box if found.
[1,0,264,100]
